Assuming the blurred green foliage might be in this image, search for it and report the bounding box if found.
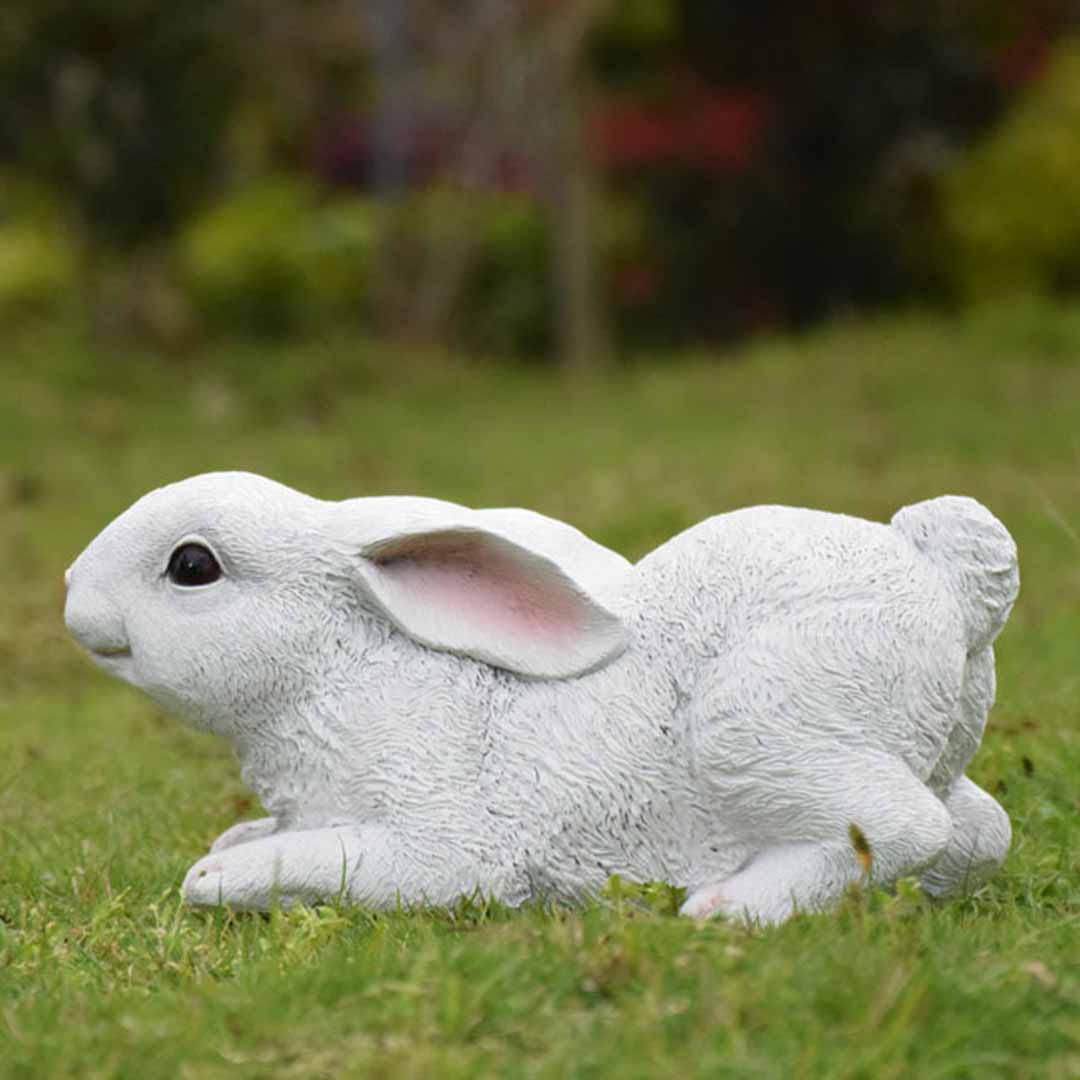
[462,192,551,356]
[178,179,381,337]
[0,0,242,247]
[591,1,1018,340]
[596,0,681,57]
[0,1,1074,353]
[471,192,649,356]
[0,176,78,321]
[384,188,648,357]
[945,37,1080,301]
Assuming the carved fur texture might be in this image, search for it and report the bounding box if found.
[64,472,1018,924]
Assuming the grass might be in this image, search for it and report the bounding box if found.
[1,300,1079,1078]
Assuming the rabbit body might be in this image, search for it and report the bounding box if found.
[64,473,1017,923]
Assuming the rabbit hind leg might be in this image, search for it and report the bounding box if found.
[682,753,953,925]
[919,775,1010,898]
[918,647,1009,898]
[680,840,858,925]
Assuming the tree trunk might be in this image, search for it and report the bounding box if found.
[542,3,613,372]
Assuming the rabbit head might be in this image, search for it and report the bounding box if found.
[65,472,633,735]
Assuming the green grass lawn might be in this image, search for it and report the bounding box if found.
[1,303,1078,1078]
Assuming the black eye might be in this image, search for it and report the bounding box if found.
[167,543,222,586]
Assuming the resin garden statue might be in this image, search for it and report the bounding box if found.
[64,472,1018,924]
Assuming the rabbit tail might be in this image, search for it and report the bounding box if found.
[891,496,1019,653]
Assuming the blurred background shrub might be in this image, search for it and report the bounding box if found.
[0,175,79,322]
[0,0,1077,364]
[178,179,381,338]
[944,36,1080,302]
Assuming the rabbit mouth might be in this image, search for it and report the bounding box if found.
[92,644,131,658]
[88,645,135,679]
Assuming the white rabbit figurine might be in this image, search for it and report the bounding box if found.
[64,472,1018,924]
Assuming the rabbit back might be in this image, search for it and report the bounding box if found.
[631,505,977,776]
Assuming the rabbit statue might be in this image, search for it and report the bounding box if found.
[64,472,1018,924]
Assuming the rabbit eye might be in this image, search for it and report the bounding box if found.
[167,543,221,587]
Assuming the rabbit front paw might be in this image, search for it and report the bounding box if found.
[182,855,231,907]
[181,826,373,911]
[181,849,298,910]
[209,816,279,853]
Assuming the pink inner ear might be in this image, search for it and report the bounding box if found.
[372,533,587,644]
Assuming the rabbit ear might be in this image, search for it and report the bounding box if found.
[332,499,632,679]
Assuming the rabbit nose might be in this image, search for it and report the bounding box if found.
[64,586,130,657]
